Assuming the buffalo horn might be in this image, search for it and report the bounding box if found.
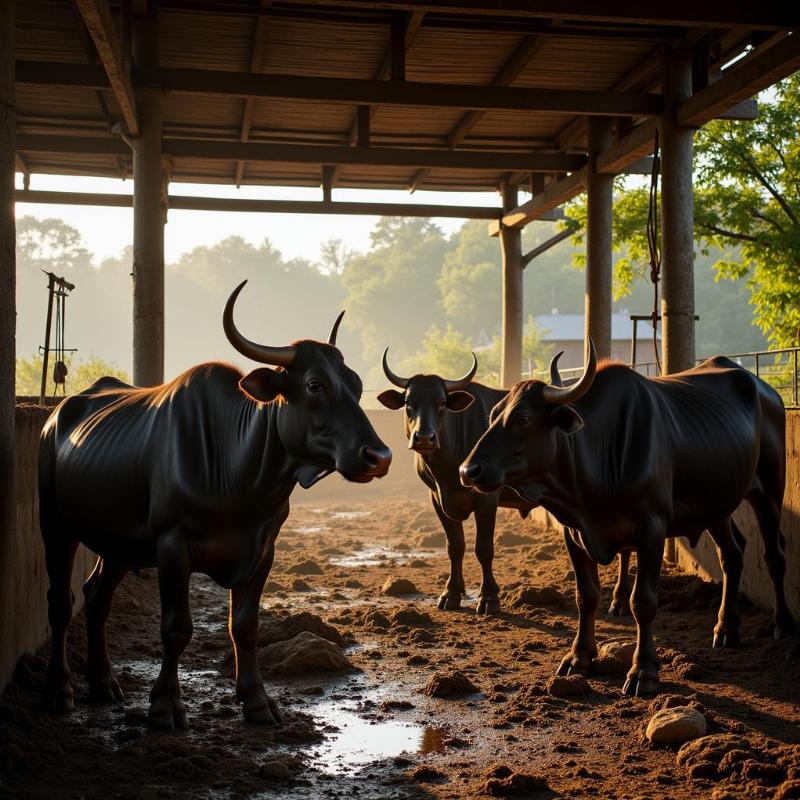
[442,352,478,392]
[223,281,297,367]
[549,350,565,387]
[382,347,410,389]
[328,310,345,346]
[542,338,597,404]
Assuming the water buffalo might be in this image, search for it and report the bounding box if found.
[39,281,391,729]
[460,340,792,696]
[377,350,531,614]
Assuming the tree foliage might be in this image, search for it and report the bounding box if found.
[15,353,130,397]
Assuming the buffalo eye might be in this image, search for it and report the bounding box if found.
[306,379,324,394]
[513,412,531,427]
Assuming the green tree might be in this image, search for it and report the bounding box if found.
[565,75,800,348]
[15,354,129,397]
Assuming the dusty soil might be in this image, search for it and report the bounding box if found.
[1,496,799,799]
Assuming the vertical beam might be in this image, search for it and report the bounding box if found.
[390,13,406,81]
[321,164,333,202]
[0,0,16,673]
[585,117,614,360]
[660,49,695,375]
[132,12,164,386]
[357,104,370,148]
[499,183,523,389]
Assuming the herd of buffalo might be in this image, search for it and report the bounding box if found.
[37,282,792,730]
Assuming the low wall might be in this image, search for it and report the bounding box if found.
[531,410,800,620]
[0,405,96,690]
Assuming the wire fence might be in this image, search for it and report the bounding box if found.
[528,347,800,409]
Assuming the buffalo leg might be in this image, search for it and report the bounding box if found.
[474,502,500,615]
[558,527,600,677]
[432,494,466,611]
[608,550,632,617]
[706,518,745,648]
[149,532,193,730]
[42,533,79,713]
[623,532,665,697]
[84,557,128,701]
[230,545,283,725]
[749,492,794,639]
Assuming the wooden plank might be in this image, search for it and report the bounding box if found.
[16,133,587,171]
[595,119,656,174]
[15,189,503,218]
[234,0,272,188]
[521,226,575,268]
[271,1,800,30]
[321,165,333,202]
[357,105,371,148]
[390,12,406,81]
[678,33,800,126]
[73,0,139,135]
[489,166,587,234]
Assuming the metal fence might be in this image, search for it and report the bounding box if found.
[529,347,800,409]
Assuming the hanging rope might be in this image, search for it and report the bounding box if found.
[52,284,68,397]
[647,129,662,376]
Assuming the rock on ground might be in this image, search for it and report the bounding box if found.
[259,631,354,675]
[481,765,549,796]
[259,760,291,780]
[424,670,479,698]
[391,607,434,628]
[381,576,419,596]
[547,675,589,697]
[598,638,636,667]
[286,559,324,575]
[646,706,707,746]
[506,585,567,609]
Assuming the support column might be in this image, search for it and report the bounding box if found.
[660,49,695,374]
[132,13,164,386]
[499,182,523,388]
[0,0,16,683]
[585,117,614,361]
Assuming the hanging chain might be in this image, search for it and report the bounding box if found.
[647,129,662,376]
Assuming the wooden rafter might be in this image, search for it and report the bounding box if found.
[73,0,139,136]
[234,0,272,188]
[409,32,549,192]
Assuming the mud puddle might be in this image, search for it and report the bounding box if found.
[330,545,435,567]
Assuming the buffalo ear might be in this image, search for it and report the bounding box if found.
[446,390,474,412]
[377,389,405,410]
[551,404,584,434]
[239,368,286,403]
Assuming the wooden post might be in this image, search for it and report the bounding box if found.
[0,0,16,671]
[500,182,523,389]
[39,274,55,404]
[132,12,164,386]
[660,49,695,376]
[585,117,614,360]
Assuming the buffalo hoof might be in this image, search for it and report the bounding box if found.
[622,670,659,697]
[608,597,631,617]
[476,596,501,615]
[43,683,75,714]
[437,592,462,611]
[712,629,740,649]
[148,697,189,731]
[88,674,125,703]
[242,692,283,725]
[556,651,592,677]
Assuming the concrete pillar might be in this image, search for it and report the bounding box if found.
[585,117,614,361]
[499,183,523,388]
[660,49,695,374]
[0,0,15,688]
[132,14,164,386]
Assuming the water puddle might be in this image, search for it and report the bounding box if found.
[308,700,446,774]
[311,509,372,520]
[330,545,435,567]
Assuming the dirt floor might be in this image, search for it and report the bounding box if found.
[1,493,799,800]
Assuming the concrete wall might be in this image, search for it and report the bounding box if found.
[0,405,96,690]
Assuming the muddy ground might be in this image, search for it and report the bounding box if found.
[1,493,799,799]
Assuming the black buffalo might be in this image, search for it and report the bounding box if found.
[377,350,532,614]
[39,281,391,729]
[461,340,792,695]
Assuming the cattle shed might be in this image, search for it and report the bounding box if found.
[2,0,800,683]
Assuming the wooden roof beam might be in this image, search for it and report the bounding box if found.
[272,1,800,30]
[16,189,503,219]
[16,133,588,172]
[234,0,272,188]
[678,32,800,126]
[410,33,549,192]
[73,0,139,136]
[489,167,588,235]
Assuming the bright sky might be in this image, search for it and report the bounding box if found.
[14,173,506,264]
